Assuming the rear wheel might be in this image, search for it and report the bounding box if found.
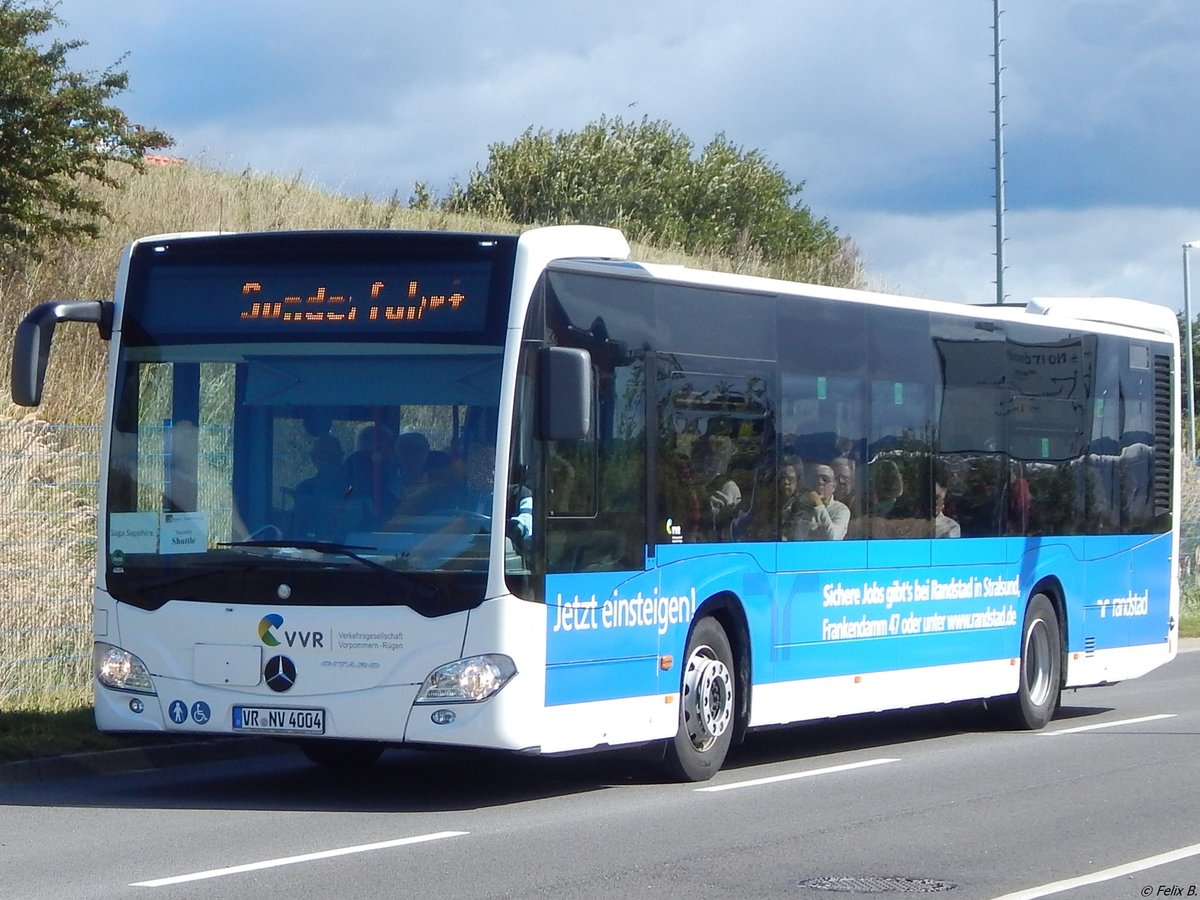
[999,593,1061,729]
[663,617,736,782]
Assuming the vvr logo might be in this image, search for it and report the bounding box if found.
[258,613,325,649]
[258,613,284,647]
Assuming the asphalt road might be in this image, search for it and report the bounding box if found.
[2,647,1197,900]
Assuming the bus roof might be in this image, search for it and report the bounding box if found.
[549,256,1179,344]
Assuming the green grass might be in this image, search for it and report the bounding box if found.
[1180,591,1200,639]
[0,705,180,765]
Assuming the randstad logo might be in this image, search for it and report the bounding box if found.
[258,613,284,647]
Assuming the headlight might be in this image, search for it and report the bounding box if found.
[415,654,516,704]
[94,642,156,695]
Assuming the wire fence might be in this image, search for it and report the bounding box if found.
[0,419,100,708]
[1,416,1199,709]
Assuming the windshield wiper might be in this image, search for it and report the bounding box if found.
[218,539,440,602]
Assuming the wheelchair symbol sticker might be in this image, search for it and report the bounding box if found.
[190,701,211,725]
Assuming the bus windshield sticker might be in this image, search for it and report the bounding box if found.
[160,512,209,554]
[109,512,159,556]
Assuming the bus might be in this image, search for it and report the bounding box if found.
[11,226,1181,781]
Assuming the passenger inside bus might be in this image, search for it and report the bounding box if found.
[662,434,744,543]
[344,424,398,524]
[832,454,859,517]
[781,460,849,541]
[934,481,961,538]
[777,459,803,538]
[392,431,431,513]
[869,459,904,519]
[291,434,356,540]
[421,450,473,512]
[1006,461,1032,535]
[693,435,743,542]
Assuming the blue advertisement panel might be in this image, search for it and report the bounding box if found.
[773,562,1024,681]
[544,569,671,707]
[1084,534,1174,649]
[543,549,774,707]
[543,534,1172,707]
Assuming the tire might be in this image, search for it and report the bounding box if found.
[297,739,385,768]
[999,593,1062,730]
[663,617,736,782]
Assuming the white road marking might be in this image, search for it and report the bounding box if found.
[130,830,469,887]
[1038,713,1176,736]
[987,840,1200,900]
[695,757,900,792]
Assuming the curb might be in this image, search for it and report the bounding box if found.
[0,737,280,786]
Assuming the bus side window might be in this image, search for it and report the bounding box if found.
[866,308,935,540]
[542,272,651,573]
[931,314,1008,538]
[657,369,773,544]
[778,295,867,542]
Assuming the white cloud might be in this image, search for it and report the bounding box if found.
[842,204,1200,311]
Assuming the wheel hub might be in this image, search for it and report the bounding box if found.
[683,648,733,750]
[1024,618,1052,707]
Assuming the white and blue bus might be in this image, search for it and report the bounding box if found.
[12,226,1181,780]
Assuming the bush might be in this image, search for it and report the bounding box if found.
[433,116,860,285]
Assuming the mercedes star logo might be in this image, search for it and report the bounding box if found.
[264,655,297,693]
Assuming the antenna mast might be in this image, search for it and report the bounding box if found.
[993,0,1007,304]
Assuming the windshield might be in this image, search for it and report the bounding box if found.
[104,343,520,612]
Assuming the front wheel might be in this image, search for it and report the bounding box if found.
[663,617,736,782]
[998,593,1062,729]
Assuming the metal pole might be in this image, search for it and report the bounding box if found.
[993,0,1006,305]
[1185,242,1199,460]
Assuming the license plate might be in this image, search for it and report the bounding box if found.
[232,705,325,734]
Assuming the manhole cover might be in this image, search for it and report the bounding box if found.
[797,875,958,893]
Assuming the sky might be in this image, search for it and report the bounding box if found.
[47,0,1200,312]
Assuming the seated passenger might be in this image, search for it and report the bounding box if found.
[934,481,961,538]
[832,454,859,515]
[1006,462,1032,535]
[782,461,849,541]
[869,459,904,518]
[393,431,431,505]
[778,460,804,538]
[508,484,533,546]
[693,435,742,542]
[344,424,398,522]
[292,434,355,539]
[662,435,743,543]
[381,431,433,517]
[419,450,473,512]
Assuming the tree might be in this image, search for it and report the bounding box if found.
[0,0,172,257]
[426,116,849,279]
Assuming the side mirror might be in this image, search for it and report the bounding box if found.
[11,300,112,407]
[538,346,592,441]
